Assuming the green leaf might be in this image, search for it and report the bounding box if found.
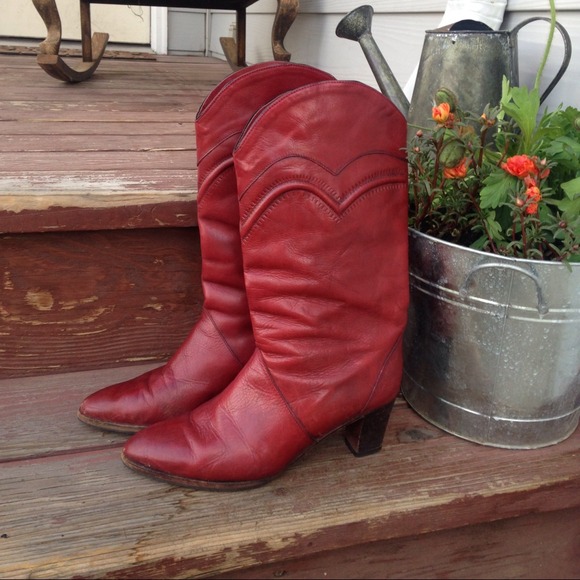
[545,136,580,159]
[486,212,503,238]
[549,195,580,217]
[561,177,580,201]
[479,172,517,209]
[500,79,540,151]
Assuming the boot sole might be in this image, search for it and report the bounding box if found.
[121,452,273,491]
[77,411,144,434]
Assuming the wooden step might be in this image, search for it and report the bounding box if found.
[1,364,579,578]
[0,54,231,235]
[0,54,232,378]
[0,226,202,379]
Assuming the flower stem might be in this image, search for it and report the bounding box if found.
[520,211,528,258]
[534,0,557,92]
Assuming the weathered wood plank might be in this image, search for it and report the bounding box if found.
[0,168,199,233]
[0,67,229,89]
[0,364,157,461]
[0,95,208,112]
[212,506,580,579]
[0,121,195,136]
[0,150,197,171]
[0,398,579,579]
[0,54,231,130]
[0,86,218,100]
[0,169,197,193]
[0,134,195,153]
[0,109,202,122]
[0,198,198,233]
[0,227,202,378]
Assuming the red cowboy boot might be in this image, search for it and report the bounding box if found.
[77,62,334,433]
[122,80,408,488]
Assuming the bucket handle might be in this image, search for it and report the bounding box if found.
[510,16,572,105]
[459,262,549,315]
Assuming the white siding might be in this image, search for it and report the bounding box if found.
[243,0,580,109]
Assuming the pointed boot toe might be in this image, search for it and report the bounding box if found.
[120,412,262,491]
[78,375,152,433]
[120,357,316,491]
[121,419,194,484]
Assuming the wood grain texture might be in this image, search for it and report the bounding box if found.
[0,54,224,376]
[211,507,580,579]
[0,54,230,231]
[0,369,578,579]
[0,364,158,461]
[0,228,202,378]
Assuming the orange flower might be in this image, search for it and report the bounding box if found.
[501,155,537,179]
[443,158,468,179]
[524,183,542,215]
[432,102,451,124]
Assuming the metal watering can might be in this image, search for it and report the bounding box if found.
[336,4,572,129]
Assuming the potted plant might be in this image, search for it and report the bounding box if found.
[402,0,580,448]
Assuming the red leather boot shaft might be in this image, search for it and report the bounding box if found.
[122,81,408,487]
[78,63,334,431]
[235,80,409,438]
[194,62,335,351]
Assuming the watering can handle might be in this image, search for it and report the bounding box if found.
[510,16,572,104]
[459,262,549,315]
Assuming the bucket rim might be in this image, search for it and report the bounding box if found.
[409,228,580,270]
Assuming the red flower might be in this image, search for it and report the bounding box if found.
[443,158,468,179]
[501,155,537,179]
[432,102,451,124]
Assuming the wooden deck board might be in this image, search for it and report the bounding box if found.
[0,365,156,461]
[1,150,198,171]
[2,134,197,152]
[1,364,579,578]
[0,227,202,378]
[0,53,231,232]
[0,120,195,136]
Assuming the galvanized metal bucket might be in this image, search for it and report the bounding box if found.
[401,229,580,448]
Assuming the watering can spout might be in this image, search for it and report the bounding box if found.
[336,5,410,118]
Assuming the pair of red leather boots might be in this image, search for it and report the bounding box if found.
[78,62,409,491]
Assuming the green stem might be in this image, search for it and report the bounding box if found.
[467,188,498,254]
[520,211,528,259]
[534,0,557,92]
